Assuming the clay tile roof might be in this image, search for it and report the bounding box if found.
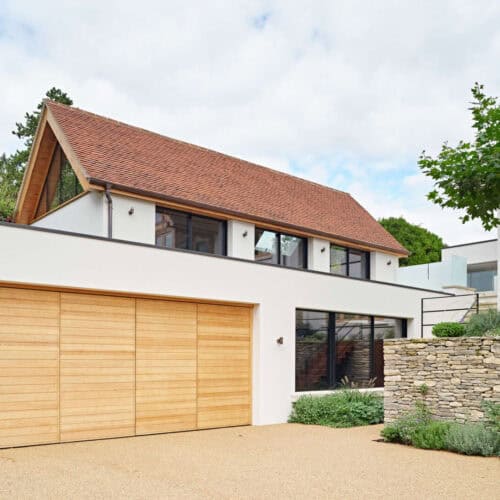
[45,101,408,255]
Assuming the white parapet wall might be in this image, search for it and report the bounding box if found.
[33,192,106,236]
[442,239,497,265]
[0,223,449,425]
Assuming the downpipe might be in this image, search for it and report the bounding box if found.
[104,184,113,239]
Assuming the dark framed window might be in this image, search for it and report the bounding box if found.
[35,144,83,218]
[254,228,307,269]
[155,207,226,256]
[330,245,370,279]
[295,309,406,391]
[467,263,497,292]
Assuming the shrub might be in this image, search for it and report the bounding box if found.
[381,401,431,444]
[445,423,500,457]
[382,401,500,457]
[411,421,451,450]
[289,390,383,428]
[465,309,500,337]
[483,401,500,433]
[432,322,465,337]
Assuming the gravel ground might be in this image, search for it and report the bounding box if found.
[0,424,498,500]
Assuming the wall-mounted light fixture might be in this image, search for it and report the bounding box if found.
[128,207,135,215]
[387,260,392,266]
[242,230,248,238]
[320,246,326,253]
[276,336,284,345]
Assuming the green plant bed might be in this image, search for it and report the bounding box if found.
[465,310,500,337]
[381,402,500,457]
[289,390,383,428]
[432,322,465,337]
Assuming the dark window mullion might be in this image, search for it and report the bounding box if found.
[328,312,336,388]
[187,214,193,250]
[369,316,375,380]
[277,233,282,265]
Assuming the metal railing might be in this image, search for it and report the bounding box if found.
[421,293,479,337]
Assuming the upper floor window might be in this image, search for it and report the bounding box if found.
[254,228,307,269]
[35,144,83,218]
[467,263,497,292]
[330,245,370,279]
[155,207,226,256]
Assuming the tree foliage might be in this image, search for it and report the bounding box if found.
[379,216,443,266]
[0,88,73,219]
[419,83,500,231]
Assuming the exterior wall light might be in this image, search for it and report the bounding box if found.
[320,246,326,253]
[276,336,284,344]
[128,207,135,215]
[387,260,392,265]
[242,230,248,237]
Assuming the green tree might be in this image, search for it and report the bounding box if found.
[0,87,73,219]
[419,83,500,231]
[379,216,444,267]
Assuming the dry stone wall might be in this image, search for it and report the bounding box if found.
[384,337,499,423]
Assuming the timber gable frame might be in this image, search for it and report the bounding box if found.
[15,103,91,224]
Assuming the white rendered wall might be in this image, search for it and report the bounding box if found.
[442,239,497,265]
[32,192,105,236]
[370,251,397,282]
[307,238,330,273]
[0,224,447,426]
[112,194,155,245]
[227,220,255,259]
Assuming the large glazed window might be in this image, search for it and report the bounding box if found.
[295,309,405,391]
[35,144,83,218]
[334,313,371,387]
[295,310,330,391]
[255,228,307,268]
[155,207,226,256]
[254,229,279,264]
[330,245,370,279]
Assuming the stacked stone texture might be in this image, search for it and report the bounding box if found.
[384,337,499,423]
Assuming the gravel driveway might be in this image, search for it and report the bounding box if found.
[0,424,498,499]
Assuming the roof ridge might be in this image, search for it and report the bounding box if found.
[45,100,350,197]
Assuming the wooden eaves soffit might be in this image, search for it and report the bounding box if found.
[14,102,91,224]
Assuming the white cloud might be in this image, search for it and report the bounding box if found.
[0,0,498,243]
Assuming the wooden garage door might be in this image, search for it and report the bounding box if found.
[136,299,197,435]
[0,284,252,448]
[0,288,60,448]
[59,293,135,442]
[197,304,252,429]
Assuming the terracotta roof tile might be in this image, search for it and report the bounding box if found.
[46,101,408,255]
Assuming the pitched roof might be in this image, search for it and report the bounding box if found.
[44,101,408,255]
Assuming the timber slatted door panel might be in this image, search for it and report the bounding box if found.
[59,293,135,442]
[197,304,251,429]
[136,299,197,435]
[0,288,60,448]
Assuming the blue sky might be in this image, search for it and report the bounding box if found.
[1,1,499,244]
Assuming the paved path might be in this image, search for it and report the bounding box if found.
[0,424,498,499]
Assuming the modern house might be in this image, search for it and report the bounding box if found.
[0,101,448,448]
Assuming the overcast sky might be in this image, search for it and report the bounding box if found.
[1,1,499,244]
